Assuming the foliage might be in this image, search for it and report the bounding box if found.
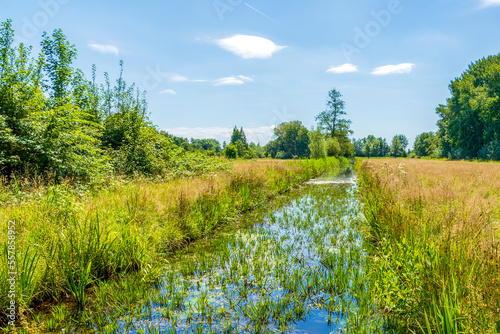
[308,129,327,159]
[325,137,341,157]
[313,88,354,157]
[230,126,247,146]
[265,121,310,159]
[389,134,408,157]
[221,126,263,159]
[0,19,222,182]
[413,132,439,158]
[436,53,500,159]
[0,20,110,181]
[353,135,390,157]
[224,143,238,159]
[163,133,222,155]
[315,89,352,138]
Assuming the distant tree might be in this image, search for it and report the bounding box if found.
[390,134,408,157]
[414,132,438,157]
[315,89,352,139]
[224,143,238,159]
[353,138,366,156]
[390,136,403,157]
[395,134,408,151]
[308,129,327,159]
[239,127,247,146]
[266,121,310,158]
[235,139,247,157]
[314,88,354,157]
[355,135,390,157]
[190,138,221,153]
[230,126,242,144]
[249,142,265,158]
[230,126,250,156]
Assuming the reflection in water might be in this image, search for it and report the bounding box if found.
[306,168,356,185]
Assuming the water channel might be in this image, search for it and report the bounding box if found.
[114,168,382,333]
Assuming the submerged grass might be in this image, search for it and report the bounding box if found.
[357,158,500,333]
[0,157,348,331]
[42,168,381,333]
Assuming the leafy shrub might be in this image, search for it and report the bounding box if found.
[224,144,238,159]
[326,137,341,157]
[478,140,500,160]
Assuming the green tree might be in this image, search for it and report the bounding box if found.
[355,135,390,157]
[230,126,250,157]
[0,22,110,180]
[230,126,242,144]
[390,134,408,157]
[308,129,327,159]
[413,132,438,157]
[269,121,310,159]
[248,142,265,158]
[224,143,238,159]
[436,53,500,159]
[315,88,352,139]
[41,29,77,106]
[325,137,341,157]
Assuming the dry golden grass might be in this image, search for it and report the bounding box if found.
[358,158,500,332]
[363,158,500,239]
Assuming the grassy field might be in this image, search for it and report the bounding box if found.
[357,158,500,333]
[0,157,348,331]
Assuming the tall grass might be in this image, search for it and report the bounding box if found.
[357,158,500,333]
[0,157,348,328]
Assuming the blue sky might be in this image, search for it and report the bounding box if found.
[2,0,500,146]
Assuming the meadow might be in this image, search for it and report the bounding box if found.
[357,158,500,333]
[0,157,349,332]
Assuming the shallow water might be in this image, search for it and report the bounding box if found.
[112,170,381,333]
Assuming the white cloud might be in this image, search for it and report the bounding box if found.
[481,0,500,7]
[159,89,177,95]
[164,126,275,145]
[160,73,253,86]
[371,63,415,75]
[214,75,254,86]
[327,63,359,74]
[163,73,189,82]
[88,42,119,56]
[214,35,286,59]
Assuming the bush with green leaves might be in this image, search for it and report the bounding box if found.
[0,19,224,181]
[224,143,238,159]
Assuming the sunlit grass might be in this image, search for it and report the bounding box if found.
[61,172,381,333]
[0,157,348,331]
[357,158,500,333]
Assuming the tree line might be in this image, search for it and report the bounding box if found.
[222,89,355,159]
[411,53,500,160]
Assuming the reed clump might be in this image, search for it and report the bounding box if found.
[357,158,500,333]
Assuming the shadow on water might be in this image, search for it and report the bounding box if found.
[105,167,384,333]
